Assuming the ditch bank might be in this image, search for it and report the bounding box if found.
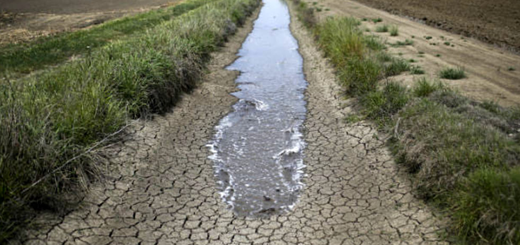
[9,0,449,244]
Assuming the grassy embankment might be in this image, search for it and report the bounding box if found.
[0,0,259,241]
[0,0,214,77]
[292,1,520,244]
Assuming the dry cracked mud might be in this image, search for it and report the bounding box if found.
[11,2,449,245]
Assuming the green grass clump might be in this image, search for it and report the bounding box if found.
[375,25,389,33]
[410,65,425,75]
[440,67,466,80]
[372,18,383,23]
[364,35,385,51]
[316,17,364,62]
[389,25,399,36]
[0,0,259,240]
[454,168,520,243]
[384,58,410,76]
[0,0,214,77]
[412,78,442,97]
[376,52,393,62]
[362,82,409,123]
[391,39,414,47]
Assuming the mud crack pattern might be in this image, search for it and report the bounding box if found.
[11,3,448,245]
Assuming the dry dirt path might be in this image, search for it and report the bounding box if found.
[11,3,447,245]
[311,0,520,107]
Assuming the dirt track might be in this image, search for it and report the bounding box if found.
[351,0,520,52]
[10,3,448,245]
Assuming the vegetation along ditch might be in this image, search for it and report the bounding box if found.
[0,0,260,241]
[0,0,214,77]
[292,0,520,244]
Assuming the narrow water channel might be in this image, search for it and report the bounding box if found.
[208,0,308,217]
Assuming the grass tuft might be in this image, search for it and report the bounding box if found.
[439,67,466,80]
[391,39,414,47]
[410,65,425,75]
[384,58,410,76]
[372,18,383,23]
[413,78,442,97]
[375,25,389,33]
[453,168,520,243]
[389,25,399,36]
[362,82,409,123]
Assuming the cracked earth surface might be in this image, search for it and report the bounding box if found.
[12,3,448,245]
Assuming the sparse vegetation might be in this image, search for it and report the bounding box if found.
[389,25,399,36]
[0,0,260,240]
[375,24,389,32]
[410,65,425,74]
[413,78,441,97]
[384,58,410,76]
[372,17,383,23]
[391,39,414,47]
[508,67,516,71]
[440,67,466,79]
[293,1,520,243]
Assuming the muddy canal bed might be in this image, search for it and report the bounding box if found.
[208,0,308,217]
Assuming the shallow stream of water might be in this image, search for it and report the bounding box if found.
[208,0,308,217]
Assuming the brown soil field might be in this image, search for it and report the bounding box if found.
[310,0,520,107]
[351,0,520,53]
[0,0,179,45]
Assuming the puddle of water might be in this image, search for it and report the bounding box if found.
[208,0,308,217]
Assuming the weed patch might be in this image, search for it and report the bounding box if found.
[410,65,425,75]
[391,39,414,47]
[375,25,389,33]
[440,67,466,80]
[389,25,398,36]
